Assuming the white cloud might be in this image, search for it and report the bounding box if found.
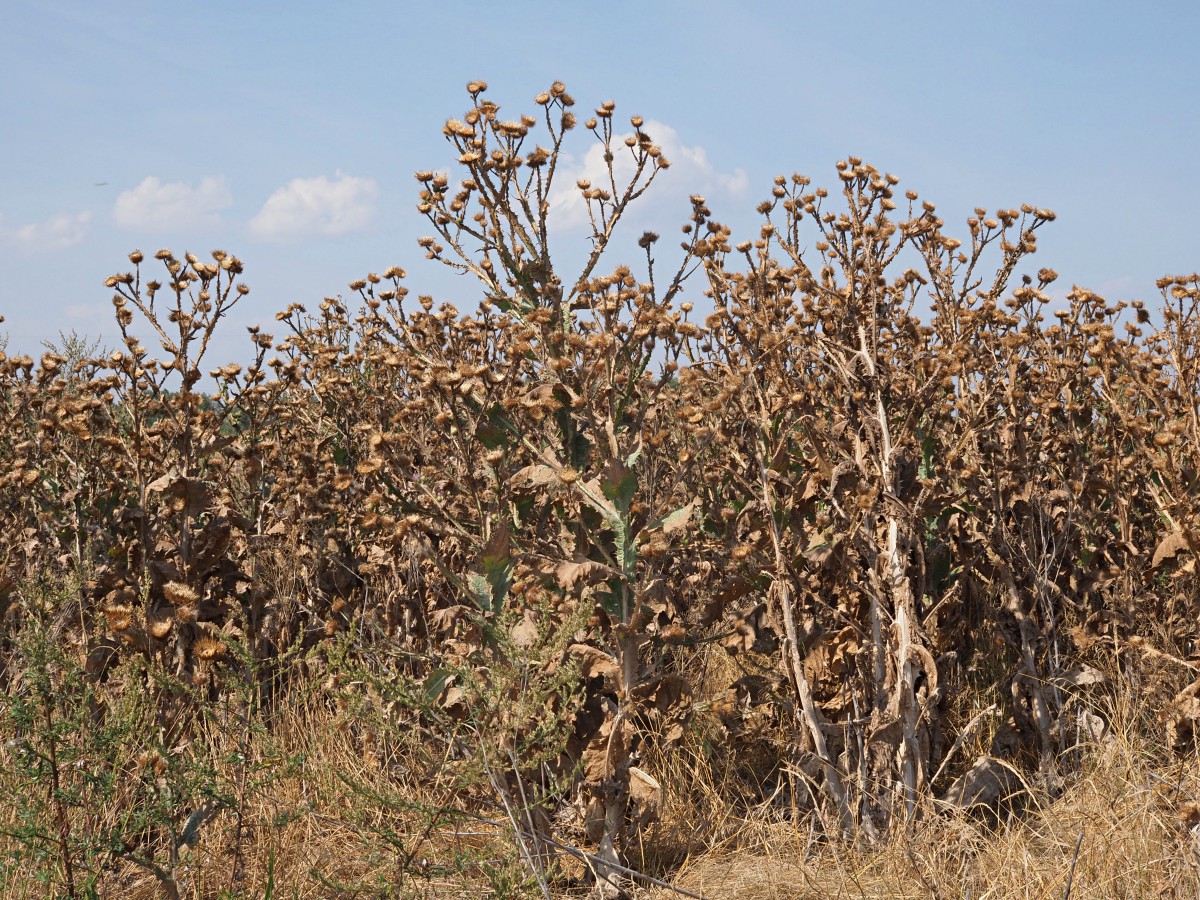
[113,176,232,230]
[247,171,378,242]
[551,120,748,230]
[1045,276,1139,312]
[5,211,92,252]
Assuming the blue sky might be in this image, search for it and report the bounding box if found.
[2,0,1197,362]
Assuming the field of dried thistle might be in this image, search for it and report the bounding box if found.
[1,82,1198,898]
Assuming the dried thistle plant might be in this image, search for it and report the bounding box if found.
[0,81,1197,898]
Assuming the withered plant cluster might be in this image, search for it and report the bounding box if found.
[1,82,1198,897]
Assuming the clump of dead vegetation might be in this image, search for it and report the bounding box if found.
[0,82,1197,898]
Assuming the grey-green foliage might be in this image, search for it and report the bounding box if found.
[0,587,294,898]
[322,592,591,895]
[40,330,105,372]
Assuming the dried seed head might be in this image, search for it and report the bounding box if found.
[104,605,134,633]
[149,612,173,639]
[164,581,199,606]
[194,636,226,661]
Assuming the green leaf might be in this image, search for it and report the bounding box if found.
[470,524,513,614]
[466,572,494,612]
[596,583,625,621]
[555,404,592,469]
[625,443,643,469]
[475,403,518,450]
[177,804,220,851]
[650,498,697,538]
[473,421,507,451]
[424,669,454,705]
[600,458,638,516]
[613,515,636,581]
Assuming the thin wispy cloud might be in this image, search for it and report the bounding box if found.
[247,171,378,243]
[1045,275,1141,312]
[113,176,232,230]
[3,210,92,252]
[551,120,749,230]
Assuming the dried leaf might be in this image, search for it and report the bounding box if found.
[510,464,562,490]
[657,498,697,537]
[804,626,859,685]
[556,559,621,592]
[429,605,474,632]
[191,517,232,575]
[1152,530,1194,568]
[1165,678,1200,753]
[628,765,662,828]
[1076,708,1109,743]
[629,766,661,805]
[943,756,1026,811]
[801,472,822,501]
[147,473,211,517]
[632,674,689,714]
[442,686,467,715]
[568,643,619,680]
[510,608,539,649]
[581,712,632,784]
[1050,664,1107,688]
[802,530,837,566]
[867,712,903,749]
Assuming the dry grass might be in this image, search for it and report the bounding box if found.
[5,688,1191,898]
[652,736,1200,900]
[4,694,530,899]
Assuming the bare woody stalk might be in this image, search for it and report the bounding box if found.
[755,441,852,827]
[400,80,700,893]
